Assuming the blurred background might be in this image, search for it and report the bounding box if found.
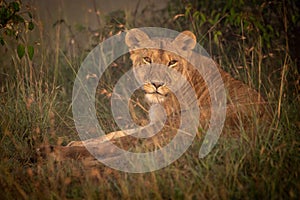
[26,0,168,50]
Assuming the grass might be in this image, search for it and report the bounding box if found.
[0,0,299,199]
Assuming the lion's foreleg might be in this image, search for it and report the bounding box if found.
[66,129,136,147]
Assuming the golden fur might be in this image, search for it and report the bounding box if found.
[39,30,271,161]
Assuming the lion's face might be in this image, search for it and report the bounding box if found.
[131,49,183,104]
[125,29,197,104]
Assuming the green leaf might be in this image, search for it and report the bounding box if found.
[0,37,4,45]
[28,21,34,30]
[5,29,14,36]
[9,2,20,12]
[17,44,25,59]
[200,13,206,22]
[12,14,24,23]
[27,45,34,60]
[28,12,33,19]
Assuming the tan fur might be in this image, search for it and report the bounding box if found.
[126,29,270,129]
[40,30,271,161]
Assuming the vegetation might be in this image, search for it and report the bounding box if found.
[0,0,299,199]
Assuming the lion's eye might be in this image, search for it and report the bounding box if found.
[168,60,178,67]
[143,57,152,64]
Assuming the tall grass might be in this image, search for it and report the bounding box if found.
[0,0,299,199]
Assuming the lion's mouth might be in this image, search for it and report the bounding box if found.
[147,91,167,96]
[142,82,169,104]
[145,93,167,104]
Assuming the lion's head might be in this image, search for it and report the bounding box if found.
[124,29,270,128]
[125,29,198,105]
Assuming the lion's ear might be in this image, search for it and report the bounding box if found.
[173,30,197,50]
[125,29,150,49]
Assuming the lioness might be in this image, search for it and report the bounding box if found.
[40,29,270,161]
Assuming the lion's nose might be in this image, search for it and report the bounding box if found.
[151,81,164,89]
